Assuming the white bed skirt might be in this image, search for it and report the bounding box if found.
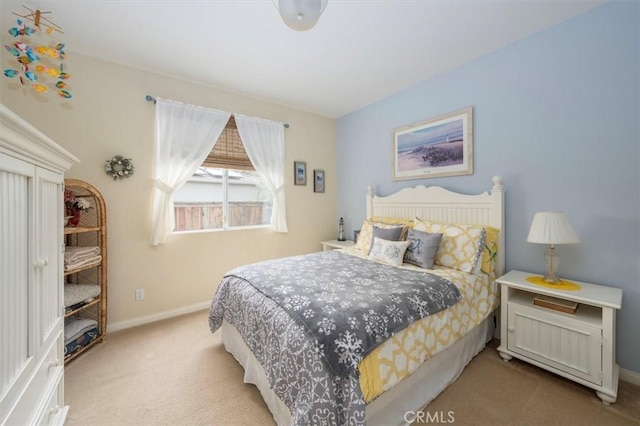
[221,315,493,426]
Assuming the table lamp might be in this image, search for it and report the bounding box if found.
[526,211,580,284]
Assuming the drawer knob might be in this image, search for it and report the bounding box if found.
[507,326,516,333]
[48,359,60,370]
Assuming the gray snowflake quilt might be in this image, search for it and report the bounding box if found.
[209,250,462,425]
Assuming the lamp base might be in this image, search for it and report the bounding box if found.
[543,245,561,284]
[542,274,562,285]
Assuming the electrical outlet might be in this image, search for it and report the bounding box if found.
[135,289,144,301]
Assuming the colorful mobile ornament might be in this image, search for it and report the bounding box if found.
[2,7,72,99]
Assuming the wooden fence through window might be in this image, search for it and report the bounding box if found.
[174,202,270,231]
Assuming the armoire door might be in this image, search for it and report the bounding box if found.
[34,167,64,350]
[0,151,36,419]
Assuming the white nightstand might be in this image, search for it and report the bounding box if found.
[321,239,355,251]
[496,270,623,405]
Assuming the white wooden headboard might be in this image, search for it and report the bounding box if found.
[366,176,505,276]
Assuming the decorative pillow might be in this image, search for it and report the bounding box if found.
[470,254,483,276]
[370,216,414,238]
[482,226,500,275]
[414,219,486,274]
[355,220,407,252]
[369,225,404,254]
[403,229,442,269]
[368,238,409,267]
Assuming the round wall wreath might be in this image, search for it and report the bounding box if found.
[105,155,134,180]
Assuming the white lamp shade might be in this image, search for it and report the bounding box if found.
[275,0,328,31]
[527,212,580,244]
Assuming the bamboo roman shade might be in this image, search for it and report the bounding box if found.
[202,117,254,170]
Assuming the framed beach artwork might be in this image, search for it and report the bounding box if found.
[313,170,325,193]
[294,161,307,185]
[392,107,473,181]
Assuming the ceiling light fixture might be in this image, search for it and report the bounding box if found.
[273,0,328,31]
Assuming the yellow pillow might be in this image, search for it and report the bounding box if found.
[355,220,407,252]
[369,216,414,239]
[482,226,500,275]
[414,219,486,274]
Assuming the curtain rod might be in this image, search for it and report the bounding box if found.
[145,95,290,129]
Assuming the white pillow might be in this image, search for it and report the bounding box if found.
[368,237,410,267]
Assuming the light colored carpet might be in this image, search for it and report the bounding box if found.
[65,310,640,426]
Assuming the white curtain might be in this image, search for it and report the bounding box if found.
[235,114,288,233]
[150,98,231,246]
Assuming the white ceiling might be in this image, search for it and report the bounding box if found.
[1,0,605,118]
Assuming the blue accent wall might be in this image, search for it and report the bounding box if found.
[337,2,640,373]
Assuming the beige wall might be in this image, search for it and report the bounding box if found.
[1,53,337,329]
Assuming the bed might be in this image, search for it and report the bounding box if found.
[209,176,505,425]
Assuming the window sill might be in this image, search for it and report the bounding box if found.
[172,224,272,235]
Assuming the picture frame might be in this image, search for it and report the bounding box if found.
[313,169,325,193]
[294,161,307,185]
[392,106,473,181]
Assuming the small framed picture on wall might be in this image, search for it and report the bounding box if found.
[294,161,307,185]
[313,170,325,193]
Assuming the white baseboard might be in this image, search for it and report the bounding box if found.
[620,367,640,386]
[107,301,210,333]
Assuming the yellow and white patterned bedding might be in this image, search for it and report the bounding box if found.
[341,246,499,403]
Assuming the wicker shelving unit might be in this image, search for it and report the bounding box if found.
[63,179,107,364]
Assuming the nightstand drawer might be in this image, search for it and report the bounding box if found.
[507,302,602,385]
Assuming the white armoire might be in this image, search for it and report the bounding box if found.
[0,104,78,425]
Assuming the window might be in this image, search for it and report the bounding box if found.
[172,118,273,232]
